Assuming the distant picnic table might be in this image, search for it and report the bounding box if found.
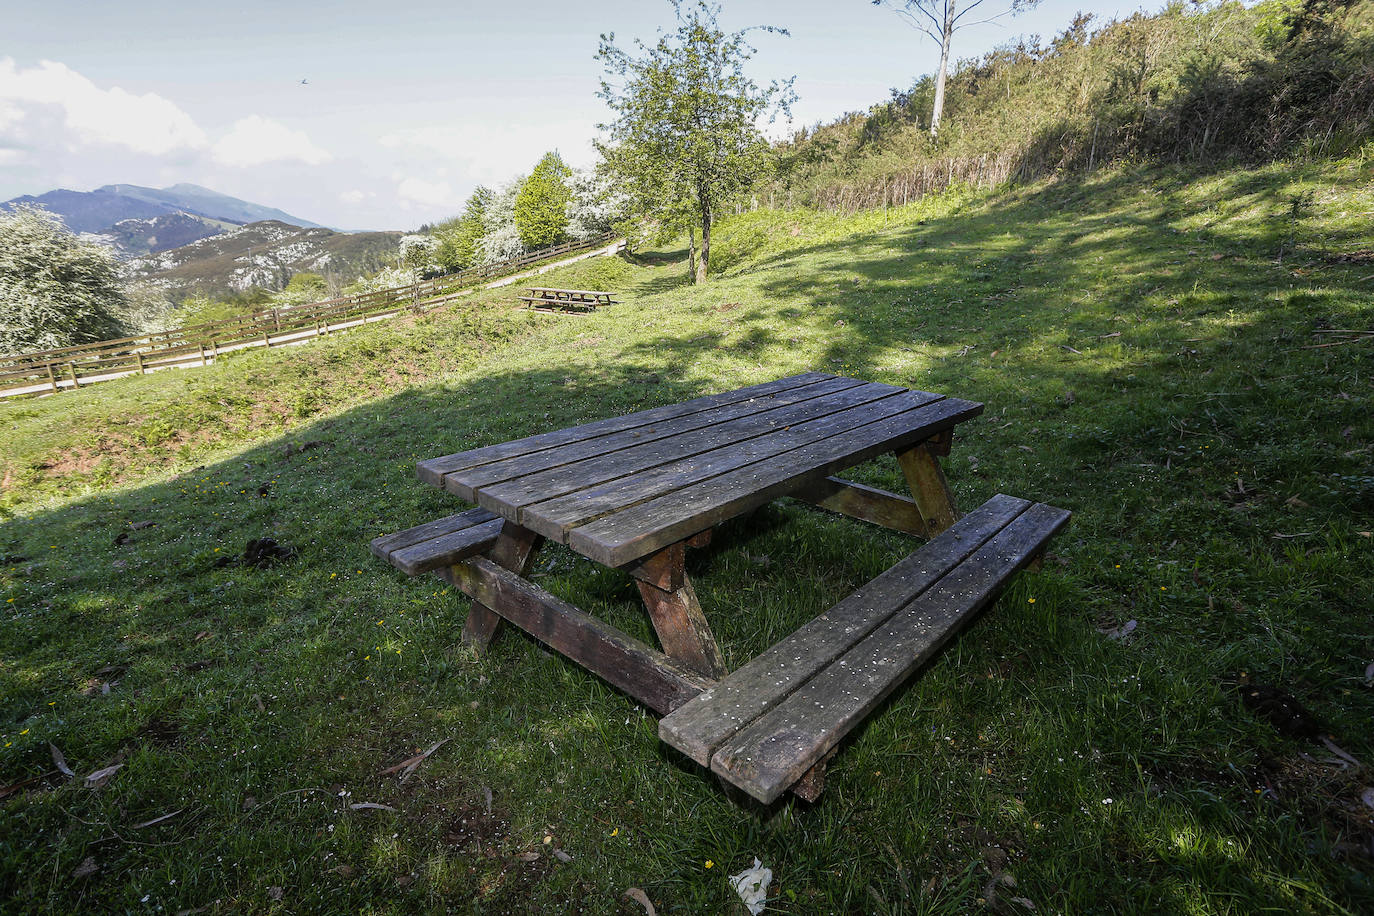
[518,287,617,313]
[372,373,1069,804]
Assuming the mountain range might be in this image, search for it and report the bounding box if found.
[2,183,325,258]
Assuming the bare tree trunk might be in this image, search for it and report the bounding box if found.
[930,1,956,139]
[688,225,697,280]
[695,194,711,284]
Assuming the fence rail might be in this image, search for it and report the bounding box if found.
[1,233,619,398]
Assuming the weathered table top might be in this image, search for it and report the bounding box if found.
[524,287,613,298]
[418,373,983,568]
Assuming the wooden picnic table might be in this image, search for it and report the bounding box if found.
[518,287,617,312]
[373,373,1069,803]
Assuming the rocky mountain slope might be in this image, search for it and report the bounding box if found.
[124,220,400,301]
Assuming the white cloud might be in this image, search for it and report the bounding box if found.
[340,189,373,205]
[212,115,332,167]
[380,122,596,188]
[394,176,466,212]
[0,58,207,156]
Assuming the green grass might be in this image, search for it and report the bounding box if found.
[1,158,1371,914]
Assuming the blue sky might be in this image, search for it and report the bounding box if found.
[1,0,1134,230]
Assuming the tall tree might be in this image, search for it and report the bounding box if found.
[0,205,127,355]
[872,0,1039,139]
[433,185,492,272]
[597,1,794,283]
[514,152,573,248]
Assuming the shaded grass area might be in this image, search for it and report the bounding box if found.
[1,159,1372,913]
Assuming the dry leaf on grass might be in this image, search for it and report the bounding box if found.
[623,887,657,916]
[1098,620,1138,641]
[330,865,355,878]
[71,856,99,878]
[84,763,123,789]
[349,802,398,813]
[50,743,75,777]
[515,851,540,862]
[379,738,449,782]
[1360,787,1374,811]
[553,849,572,863]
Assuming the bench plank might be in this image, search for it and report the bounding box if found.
[709,501,1071,803]
[417,372,831,487]
[385,518,505,576]
[659,494,1031,766]
[447,376,868,498]
[439,557,713,715]
[477,380,903,513]
[568,396,984,567]
[368,507,499,560]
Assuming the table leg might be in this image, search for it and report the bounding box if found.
[895,432,960,536]
[462,520,543,650]
[629,540,726,679]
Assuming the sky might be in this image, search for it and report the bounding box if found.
[0,0,1137,231]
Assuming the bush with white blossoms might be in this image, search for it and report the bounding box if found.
[565,167,628,241]
[478,177,526,265]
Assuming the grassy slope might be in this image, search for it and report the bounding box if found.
[1,159,1371,914]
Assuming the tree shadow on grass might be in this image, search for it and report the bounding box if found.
[0,163,1370,912]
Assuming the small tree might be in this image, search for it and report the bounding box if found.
[0,205,127,355]
[397,234,440,280]
[872,0,1040,139]
[597,1,795,283]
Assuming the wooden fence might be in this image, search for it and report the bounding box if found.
[0,233,618,399]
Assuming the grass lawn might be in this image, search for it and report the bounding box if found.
[1,158,1371,914]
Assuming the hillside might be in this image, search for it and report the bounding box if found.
[2,183,324,258]
[1,158,1370,912]
[770,0,1374,209]
[123,220,402,301]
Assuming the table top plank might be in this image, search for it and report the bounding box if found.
[514,389,942,542]
[568,395,984,566]
[526,288,614,297]
[445,376,865,499]
[418,372,829,488]
[471,380,904,513]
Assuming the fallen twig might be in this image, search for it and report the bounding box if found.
[130,808,185,830]
[379,738,450,783]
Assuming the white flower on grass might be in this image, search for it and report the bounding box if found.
[729,858,772,915]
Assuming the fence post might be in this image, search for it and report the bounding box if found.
[136,352,146,375]
[263,327,271,348]
[47,363,58,393]
[67,362,80,389]
[212,340,219,359]
[199,343,207,366]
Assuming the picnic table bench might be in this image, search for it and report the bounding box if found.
[518,287,617,313]
[371,373,1069,803]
